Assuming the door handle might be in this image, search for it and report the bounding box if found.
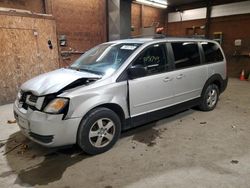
[163,77,173,82]
[176,74,184,79]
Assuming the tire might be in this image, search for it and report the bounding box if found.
[198,84,219,111]
[77,107,121,155]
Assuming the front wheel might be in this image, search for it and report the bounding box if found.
[77,107,121,155]
[198,84,219,111]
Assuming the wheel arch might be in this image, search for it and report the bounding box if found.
[201,74,224,96]
[96,103,126,127]
[76,103,126,136]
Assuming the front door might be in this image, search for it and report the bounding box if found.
[128,43,175,117]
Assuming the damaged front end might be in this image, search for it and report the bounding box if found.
[17,77,99,119]
[14,69,101,147]
[17,67,101,116]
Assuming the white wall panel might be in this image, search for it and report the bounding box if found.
[168,12,181,22]
[182,8,206,21]
[211,1,250,18]
[168,1,250,23]
[168,8,206,22]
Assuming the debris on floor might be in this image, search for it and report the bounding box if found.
[17,144,29,155]
[231,125,237,129]
[0,143,5,148]
[7,120,16,124]
[147,141,156,147]
[104,185,113,188]
[231,160,239,164]
[0,138,17,149]
[3,143,28,156]
[200,121,207,125]
[3,143,22,155]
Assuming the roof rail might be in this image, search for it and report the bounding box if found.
[153,34,166,39]
[172,35,206,39]
[131,34,167,39]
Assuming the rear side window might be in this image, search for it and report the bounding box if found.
[171,42,201,70]
[201,42,224,63]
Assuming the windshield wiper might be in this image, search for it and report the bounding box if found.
[79,68,103,76]
[68,67,103,76]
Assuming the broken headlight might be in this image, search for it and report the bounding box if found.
[43,98,69,114]
[17,90,22,101]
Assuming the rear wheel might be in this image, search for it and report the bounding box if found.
[199,84,219,111]
[77,108,121,155]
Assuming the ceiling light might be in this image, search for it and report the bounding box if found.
[136,0,168,9]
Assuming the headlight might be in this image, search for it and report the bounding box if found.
[44,98,69,114]
[17,90,22,101]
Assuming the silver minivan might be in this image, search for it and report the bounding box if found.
[14,37,228,154]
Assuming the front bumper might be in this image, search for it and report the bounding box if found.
[13,100,81,147]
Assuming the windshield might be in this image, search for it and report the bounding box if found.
[70,43,141,76]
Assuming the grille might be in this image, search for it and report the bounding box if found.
[29,94,38,103]
[20,92,28,103]
[19,91,38,110]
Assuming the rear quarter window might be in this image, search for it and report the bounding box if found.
[201,42,224,63]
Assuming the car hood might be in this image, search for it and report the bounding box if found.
[21,68,101,96]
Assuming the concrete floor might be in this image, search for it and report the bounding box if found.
[0,78,250,188]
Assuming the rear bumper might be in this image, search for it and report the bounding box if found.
[13,100,81,147]
[220,77,228,93]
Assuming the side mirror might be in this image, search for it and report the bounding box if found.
[128,64,147,79]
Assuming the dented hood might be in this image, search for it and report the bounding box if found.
[21,68,101,96]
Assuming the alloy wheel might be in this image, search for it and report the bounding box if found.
[206,89,218,108]
[88,118,115,148]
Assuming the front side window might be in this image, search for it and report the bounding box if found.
[70,43,141,77]
[171,42,201,69]
[201,42,224,63]
[133,44,167,76]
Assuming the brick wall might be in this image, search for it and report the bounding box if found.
[51,0,107,67]
[0,0,45,13]
[131,3,141,36]
[131,3,167,36]
[210,15,250,78]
